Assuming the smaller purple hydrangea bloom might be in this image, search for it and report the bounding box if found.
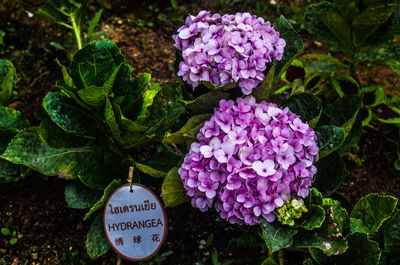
[173,11,286,95]
[179,96,319,226]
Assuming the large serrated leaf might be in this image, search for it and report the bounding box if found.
[65,181,101,209]
[305,2,345,50]
[352,4,396,47]
[315,125,346,158]
[86,213,111,259]
[350,193,398,234]
[366,3,400,45]
[260,218,298,253]
[356,42,400,75]
[293,198,349,256]
[161,167,190,207]
[274,15,303,84]
[310,232,381,265]
[281,92,322,128]
[43,92,98,138]
[319,10,353,52]
[313,152,347,197]
[318,96,362,135]
[299,205,326,230]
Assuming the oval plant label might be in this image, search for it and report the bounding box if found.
[103,184,167,261]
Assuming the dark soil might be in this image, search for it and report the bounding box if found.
[1,0,400,264]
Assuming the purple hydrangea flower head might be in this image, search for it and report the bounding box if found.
[179,96,319,225]
[173,11,286,95]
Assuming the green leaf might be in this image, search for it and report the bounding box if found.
[0,59,17,106]
[350,193,398,234]
[384,210,400,254]
[87,9,103,37]
[142,83,184,137]
[313,152,347,197]
[86,213,111,259]
[352,4,396,47]
[84,179,121,220]
[163,113,211,145]
[39,119,91,149]
[356,42,400,75]
[135,83,163,120]
[104,98,121,141]
[319,9,353,52]
[65,181,101,209]
[333,0,360,22]
[1,127,122,190]
[1,227,10,236]
[9,238,17,245]
[310,232,381,265]
[260,218,298,252]
[77,64,120,108]
[281,93,322,128]
[182,90,230,114]
[300,205,326,230]
[70,39,130,90]
[293,198,349,256]
[135,161,167,179]
[252,62,276,100]
[261,257,279,265]
[318,96,362,135]
[0,106,29,132]
[161,167,190,207]
[315,125,346,158]
[360,86,386,107]
[0,158,21,183]
[366,3,400,45]
[55,58,74,87]
[349,217,370,234]
[305,2,346,50]
[43,92,98,138]
[300,54,346,74]
[274,16,303,84]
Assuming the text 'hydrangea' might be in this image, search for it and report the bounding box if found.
[179,97,319,225]
[173,11,286,95]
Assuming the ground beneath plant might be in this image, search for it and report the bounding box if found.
[1,1,400,265]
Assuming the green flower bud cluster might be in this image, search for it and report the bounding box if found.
[276,198,308,226]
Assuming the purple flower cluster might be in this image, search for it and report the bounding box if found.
[179,97,319,225]
[173,11,286,95]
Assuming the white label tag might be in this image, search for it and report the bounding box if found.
[103,184,167,261]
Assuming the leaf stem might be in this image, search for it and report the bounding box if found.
[71,15,82,50]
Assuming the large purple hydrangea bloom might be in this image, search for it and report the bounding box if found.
[173,11,286,95]
[179,97,319,225]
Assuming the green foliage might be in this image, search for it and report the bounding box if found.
[350,194,398,234]
[37,0,107,51]
[0,59,16,106]
[305,1,400,76]
[161,167,190,207]
[86,214,111,259]
[260,218,298,253]
[0,106,30,183]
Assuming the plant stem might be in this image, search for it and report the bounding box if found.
[71,15,82,50]
[278,250,284,265]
